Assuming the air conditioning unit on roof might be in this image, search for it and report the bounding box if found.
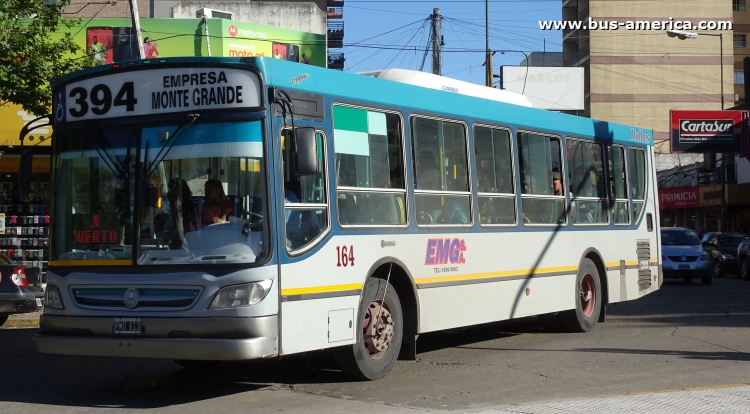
[195,8,233,20]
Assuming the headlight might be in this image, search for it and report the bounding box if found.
[700,253,710,260]
[209,280,272,309]
[722,254,735,261]
[45,285,64,310]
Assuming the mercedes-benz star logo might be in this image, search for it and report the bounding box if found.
[123,288,139,309]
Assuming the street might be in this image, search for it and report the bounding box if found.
[2,276,750,413]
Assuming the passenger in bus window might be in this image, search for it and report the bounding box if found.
[552,171,563,196]
[165,178,198,248]
[201,179,233,227]
[437,197,470,224]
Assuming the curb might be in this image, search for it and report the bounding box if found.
[3,317,40,329]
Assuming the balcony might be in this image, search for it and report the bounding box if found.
[328,21,344,48]
[327,0,344,7]
[328,52,345,70]
[327,6,343,19]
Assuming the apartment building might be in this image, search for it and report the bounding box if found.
[562,0,733,151]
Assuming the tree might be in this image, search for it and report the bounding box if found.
[0,0,85,116]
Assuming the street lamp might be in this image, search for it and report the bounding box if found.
[667,29,727,231]
[666,29,724,109]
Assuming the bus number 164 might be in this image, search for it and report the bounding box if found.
[336,245,355,267]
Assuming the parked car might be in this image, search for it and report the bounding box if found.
[735,240,750,279]
[0,254,43,326]
[701,232,750,278]
[661,227,713,284]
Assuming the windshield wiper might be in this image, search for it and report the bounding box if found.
[85,123,127,180]
[146,113,200,177]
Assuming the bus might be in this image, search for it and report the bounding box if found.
[33,57,661,380]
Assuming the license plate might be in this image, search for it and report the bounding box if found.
[35,298,42,307]
[114,318,142,334]
[678,264,690,269]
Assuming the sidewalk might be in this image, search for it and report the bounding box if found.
[2,310,40,328]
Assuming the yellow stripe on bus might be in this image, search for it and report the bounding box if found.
[281,283,362,296]
[48,260,132,266]
[415,265,578,285]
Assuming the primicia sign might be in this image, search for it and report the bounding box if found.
[658,187,700,210]
[670,110,746,153]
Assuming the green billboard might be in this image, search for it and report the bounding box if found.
[59,18,326,67]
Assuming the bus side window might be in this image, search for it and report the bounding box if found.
[333,106,406,226]
[282,129,329,251]
[629,147,647,223]
[567,139,607,225]
[474,125,515,225]
[411,116,471,226]
[608,145,630,225]
[517,131,564,225]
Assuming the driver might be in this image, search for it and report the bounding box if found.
[201,179,233,227]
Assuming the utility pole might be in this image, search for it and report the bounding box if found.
[431,8,442,76]
[128,0,145,59]
[485,0,495,87]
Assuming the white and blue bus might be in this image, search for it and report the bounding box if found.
[33,57,661,380]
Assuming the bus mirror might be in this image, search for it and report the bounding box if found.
[19,149,33,195]
[293,127,318,176]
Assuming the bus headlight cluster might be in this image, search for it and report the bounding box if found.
[210,280,272,309]
[45,285,64,310]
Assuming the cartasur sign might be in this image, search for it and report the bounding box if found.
[670,110,746,153]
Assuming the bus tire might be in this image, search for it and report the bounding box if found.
[334,277,403,380]
[561,258,601,333]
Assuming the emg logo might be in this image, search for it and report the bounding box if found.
[228,25,238,37]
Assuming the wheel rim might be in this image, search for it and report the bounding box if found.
[580,274,596,317]
[714,262,721,277]
[362,300,394,360]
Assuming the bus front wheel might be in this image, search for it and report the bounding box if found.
[335,277,403,380]
[561,258,601,333]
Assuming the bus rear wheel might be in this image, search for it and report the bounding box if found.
[561,258,601,333]
[335,277,403,380]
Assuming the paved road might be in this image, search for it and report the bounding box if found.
[2,276,750,413]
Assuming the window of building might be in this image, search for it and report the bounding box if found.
[734,34,746,48]
[411,116,470,226]
[567,139,608,225]
[474,125,515,225]
[517,131,565,225]
[333,105,406,226]
[735,71,745,85]
[734,0,746,11]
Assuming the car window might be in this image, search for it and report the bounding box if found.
[661,231,700,246]
[719,236,749,248]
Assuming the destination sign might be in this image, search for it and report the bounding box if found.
[53,67,262,123]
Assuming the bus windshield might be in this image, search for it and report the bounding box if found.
[52,120,268,265]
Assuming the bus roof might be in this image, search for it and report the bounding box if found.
[51,56,653,146]
[357,68,533,108]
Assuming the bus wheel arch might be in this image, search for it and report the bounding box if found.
[561,250,606,332]
[334,259,419,380]
[367,259,419,360]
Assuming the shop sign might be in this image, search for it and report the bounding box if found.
[659,187,699,209]
[669,110,746,153]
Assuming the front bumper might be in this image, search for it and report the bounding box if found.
[663,269,712,279]
[33,314,278,360]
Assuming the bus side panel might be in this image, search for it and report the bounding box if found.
[417,275,576,333]
[280,295,359,355]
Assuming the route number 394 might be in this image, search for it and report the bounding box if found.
[68,82,138,118]
[336,245,355,267]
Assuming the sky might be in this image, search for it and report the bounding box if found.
[339,0,563,85]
